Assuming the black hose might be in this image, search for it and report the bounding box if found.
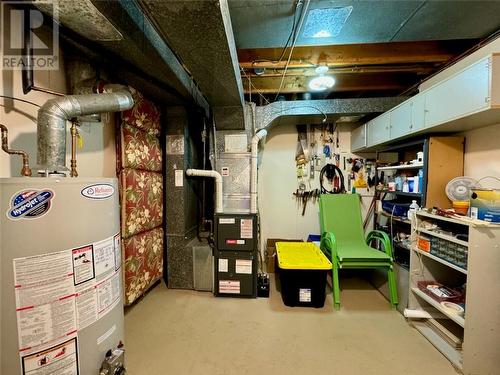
[319,164,345,194]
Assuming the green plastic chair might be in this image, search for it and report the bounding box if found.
[319,194,398,310]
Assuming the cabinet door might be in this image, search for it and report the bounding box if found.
[367,112,390,146]
[425,57,490,128]
[351,124,366,152]
[411,93,425,132]
[390,101,412,139]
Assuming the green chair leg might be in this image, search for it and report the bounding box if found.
[387,267,398,308]
[332,263,341,310]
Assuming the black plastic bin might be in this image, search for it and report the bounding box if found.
[275,242,332,308]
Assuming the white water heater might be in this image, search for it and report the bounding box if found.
[0,177,124,375]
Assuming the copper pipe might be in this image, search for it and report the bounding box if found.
[70,121,78,177]
[0,124,32,177]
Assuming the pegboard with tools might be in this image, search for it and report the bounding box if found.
[293,123,361,215]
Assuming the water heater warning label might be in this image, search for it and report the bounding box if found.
[13,233,122,374]
[21,337,79,375]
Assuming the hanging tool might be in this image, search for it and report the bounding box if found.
[319,164,345,194]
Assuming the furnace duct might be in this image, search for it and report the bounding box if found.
[186,169,223,213]
[36,86,134,172]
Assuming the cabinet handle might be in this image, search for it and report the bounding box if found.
[410,124,413,129]
[485,96,491,103]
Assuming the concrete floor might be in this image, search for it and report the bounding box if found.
[125,275,458,375]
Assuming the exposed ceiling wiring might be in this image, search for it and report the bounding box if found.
[274,0,311,101]
[240,66,271,105]
[250,1,302,68]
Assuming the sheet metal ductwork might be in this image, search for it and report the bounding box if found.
[37,89,134,172]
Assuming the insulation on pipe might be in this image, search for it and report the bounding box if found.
[36,89,134,172]
[250,129,267,213]
[186,169,223,213]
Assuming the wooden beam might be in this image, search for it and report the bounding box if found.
[238,40,477,69]
[242,72,413,94]
[242,64,435,78]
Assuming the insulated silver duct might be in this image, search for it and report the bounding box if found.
[37,90,134,171]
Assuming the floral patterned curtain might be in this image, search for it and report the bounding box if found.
[118,87,164,305]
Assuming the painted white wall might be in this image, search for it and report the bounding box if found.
[257,123,374,254]
[0,14,116,178]
[463,123,500,186]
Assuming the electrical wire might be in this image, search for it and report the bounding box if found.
[250,1,301,68]
[274,0,310,101]
[0,95,41,108]
[240,66,271,105]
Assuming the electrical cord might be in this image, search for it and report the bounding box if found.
[274,0,310,101]
[319,164,345,194]
[0,95,41,108]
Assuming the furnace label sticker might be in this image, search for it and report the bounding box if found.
[218,258,228,273]
[7,189,54,220]
[72,245,95,286]
[235,259,252,274]
[21,336,79,375]
[240,219,253,239]
[80,184,114,200]
[219,280,240,294]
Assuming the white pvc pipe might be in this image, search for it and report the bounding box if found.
[186,169,223,213]
[250,129,267,213]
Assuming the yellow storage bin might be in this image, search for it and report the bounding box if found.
[276,242,332,270]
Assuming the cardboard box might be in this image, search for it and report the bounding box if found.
[266,238,302,273]
[470,189,500,223]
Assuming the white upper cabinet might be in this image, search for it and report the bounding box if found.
[390,95,427,139]
[351,124,366,152]
[424,57,490,127]
[390,101,412,139]
[359,54,500,149]
[367,112,390,146]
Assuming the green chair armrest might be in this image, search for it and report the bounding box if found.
[320,231,338,263]
[366,230,393,259]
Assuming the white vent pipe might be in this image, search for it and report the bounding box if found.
[37,86,134,172]
[250,129,267,213]
[186,169,223,213]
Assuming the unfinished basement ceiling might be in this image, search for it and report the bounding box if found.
[230,0,500,101]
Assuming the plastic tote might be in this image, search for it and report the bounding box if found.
[276,242,332,308]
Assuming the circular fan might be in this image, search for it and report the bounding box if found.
[445,176,480,201]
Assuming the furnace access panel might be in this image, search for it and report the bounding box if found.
[215,213,257,253]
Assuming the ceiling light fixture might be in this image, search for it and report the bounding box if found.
[309,76,335,91]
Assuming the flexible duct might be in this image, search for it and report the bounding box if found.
[186,169,223,213]
[250,129,267,213]
[37,88,134,171]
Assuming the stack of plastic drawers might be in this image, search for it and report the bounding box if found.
[430,236,468,270]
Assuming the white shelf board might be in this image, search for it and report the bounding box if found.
[411,287,465,327]
[412,248,468,275]
[376,164,424,171]
[417,228,469,247]
[416,211,470,227]
[412,320,463,371]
